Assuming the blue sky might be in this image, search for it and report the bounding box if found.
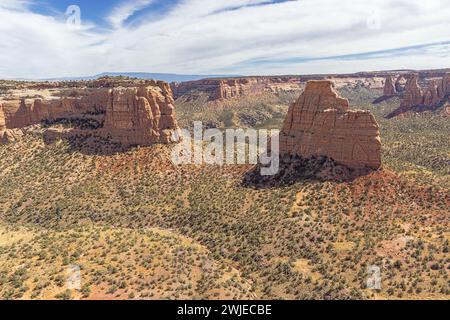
[30,0,179,28]
[0,0,449,78]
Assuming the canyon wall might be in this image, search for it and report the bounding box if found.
[0,81,179,146]
[280,81,382,170]
[171,77,302,100]
[1,89,110,129]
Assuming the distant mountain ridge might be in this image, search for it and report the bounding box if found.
[39,72,242,83]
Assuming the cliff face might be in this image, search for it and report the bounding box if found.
[280,81,382,170]
[0,103,24,144]
[171,77,302,101]
[0,89,110,129]
[387,73,450,118]
[0,104,4,132]
[0,104,5,142]
[103,83,179,146]
[0,81,179,146]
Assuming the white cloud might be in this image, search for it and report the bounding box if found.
[0,1,104,78]
[108,0,154,29]
[0,0,449,78]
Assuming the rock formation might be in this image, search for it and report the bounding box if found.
[103,83,179,146]
[383,76,397,97]
[0,81,180,147]
[0,89,110,130]
[403,74,424,106]
[438,73,450,99]
[0,105,4,130]
[280,80,382,170]
[0,104,6,143]
[0,101,26,144]
[171,77,302,101]
[387,73,450,118]
[423,80,440,107]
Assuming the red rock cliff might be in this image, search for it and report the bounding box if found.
[103,82,179,146]
[0,81,179,146]
[171,77,302,101]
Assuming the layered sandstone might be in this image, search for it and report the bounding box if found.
[383,76,397,97]
[0,103,24,144]
[403,74,424,106]
[438,73,450,98]
[0,104,6,143]
[0,89,110,129]
[103,83,179,146]
[0,106,4,130]
[0,81,179,147]
[387,73,450,118]
[280,81,382,170]
[171,77,302,101]
[423,80,440,107]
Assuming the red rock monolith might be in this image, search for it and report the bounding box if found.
[280,80,382,170]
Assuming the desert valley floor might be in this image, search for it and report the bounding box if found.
[0,75,449,300]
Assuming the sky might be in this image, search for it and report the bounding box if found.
[0,0,449,78]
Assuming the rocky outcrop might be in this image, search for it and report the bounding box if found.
[0,104,24,144]
[171,77,302,101]
[1,89,110,129]
[423,80,440,107]
[403,74,424,106]
[383,76,397,97]
[387,73,450,118]
[0,104,6,132]
[374,75,398,102]
[0,81,180,147]
[438,73,450,99]
[103,83,179,146]
[280,80,382,170]
[0,104,6,143]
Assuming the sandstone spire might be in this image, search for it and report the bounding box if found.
[401,74,423,108]
[423,80,439,107]
[280,80,381,170]
[383,76,397,97]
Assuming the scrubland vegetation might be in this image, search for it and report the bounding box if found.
[0,86,448,300]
